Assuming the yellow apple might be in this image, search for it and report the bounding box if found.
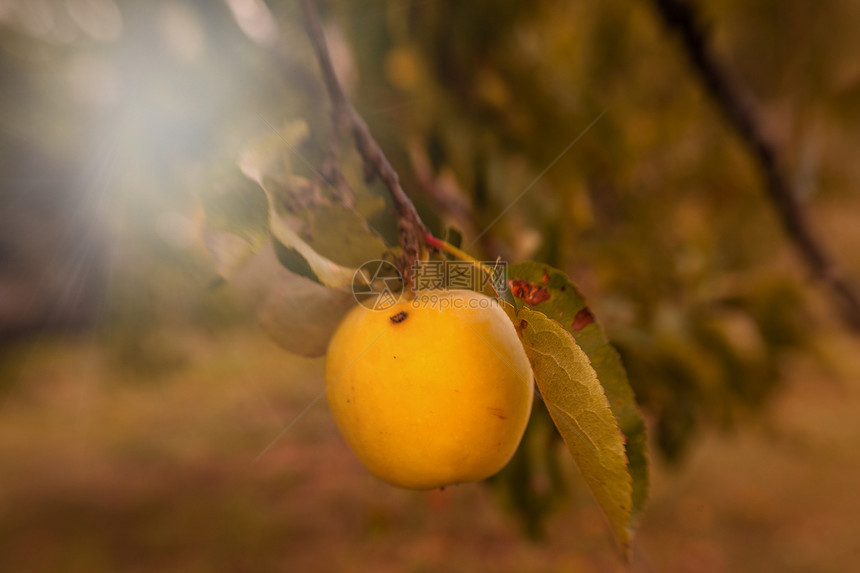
[324,289,534,489]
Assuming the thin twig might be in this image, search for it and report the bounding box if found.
[299,0,428,291]
[651,0,860,331]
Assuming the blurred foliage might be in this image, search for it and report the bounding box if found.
[326,0,858,463]
[320,0,857,529]
[2,0,860,540]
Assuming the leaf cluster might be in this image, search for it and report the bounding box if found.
[201,120,649,554]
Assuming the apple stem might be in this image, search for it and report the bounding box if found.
[423,234,479,266]
[424,234,503,298]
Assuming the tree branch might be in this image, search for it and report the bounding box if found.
[651,0,860,331]
[299,0,428,292]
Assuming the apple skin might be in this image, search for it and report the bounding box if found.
[325,289,534,490]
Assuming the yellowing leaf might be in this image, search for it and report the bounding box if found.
[516,307,632,553]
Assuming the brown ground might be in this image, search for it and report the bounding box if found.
[1,324,859,573]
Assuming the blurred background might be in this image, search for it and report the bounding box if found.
[2,0,860,571]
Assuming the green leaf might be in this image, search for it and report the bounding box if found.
[272,241,318,283]
[508,262,649,521]
[235,120,387,287]
[515,307,632,553]
[259,278,354,357]
[260,190,357,288]
[256,254,356,357]
[299,203,389,268]
[228,243,355,357]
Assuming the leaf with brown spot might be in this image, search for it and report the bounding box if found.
[572,307,596,331]
[508,261,649,526]
[508,278,552,305]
